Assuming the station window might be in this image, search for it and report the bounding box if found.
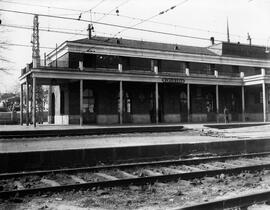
[95,55,119,69]
[254,67,261,75]
[206,64,214,75]
[232,66,239,74]
[83,89,95,113]
[180,92,187,103]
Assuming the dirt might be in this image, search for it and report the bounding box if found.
[1,170,270,210]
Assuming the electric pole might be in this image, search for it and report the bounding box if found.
[32,14,40,68]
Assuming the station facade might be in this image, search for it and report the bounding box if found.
[19,36,270,126]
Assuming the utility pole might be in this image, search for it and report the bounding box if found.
[87,24,94,39]
[32,14,40,68]
[31,14,42,126]
[247,33,252,45]
[227,17,230,43]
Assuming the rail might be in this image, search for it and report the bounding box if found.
[1,152,270,200]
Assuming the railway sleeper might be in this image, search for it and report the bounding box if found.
[93,173,118,181]
[13,181,25,190]
[70,175,87,184]
[200,163,223,170]
[232,160,256,166]
[245,159,270,165]
[161,167,186,174]
[40,178,61,187]
[141,169,163,177]
[182,165,203,172]
[117,170,138,179]
[216,161,239,168]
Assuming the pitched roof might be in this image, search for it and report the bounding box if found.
[69,36,216,56]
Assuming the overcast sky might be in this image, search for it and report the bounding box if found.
[0,0,270,92]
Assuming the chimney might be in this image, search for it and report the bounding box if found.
[210,37,215,45]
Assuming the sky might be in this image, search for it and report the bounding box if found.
[0,0,270,93]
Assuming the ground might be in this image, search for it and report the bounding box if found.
[2,123,270,209]
[1,170,270,209]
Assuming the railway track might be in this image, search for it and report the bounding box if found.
[1,152,270,209]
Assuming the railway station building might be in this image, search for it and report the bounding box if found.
[19,36,270,126]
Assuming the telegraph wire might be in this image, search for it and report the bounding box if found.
[89,0,107,11]
[0,0,257,40]
[1,24,88,36]
[0,42,55,49]
[0,0,82,12]
[113,0,189,38]
[96,0,130,22]
[1,23,161,44]
[0,8,224,42]
[77,0,107,21]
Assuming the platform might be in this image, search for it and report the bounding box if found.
[1,123,270,173]
[0,124,184,138]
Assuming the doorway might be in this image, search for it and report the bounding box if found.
[180,91,188,122]
[51,93,55,124]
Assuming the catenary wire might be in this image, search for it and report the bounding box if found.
[0,0,260,40]
[0,8,224,42]
[113,0,189,38]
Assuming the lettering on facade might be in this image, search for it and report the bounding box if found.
[161,78,185,83]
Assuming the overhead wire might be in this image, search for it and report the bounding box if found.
[112,0,189,38]
[0,8,224,42]
[77,0,107,20]
[0,23,159,44]
[0,0,258,40]
[1,23,88,36]
[0,0,82,12]
[0,42,55,49]
[96,0,130,22]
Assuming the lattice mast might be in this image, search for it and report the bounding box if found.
[32,14,40,68]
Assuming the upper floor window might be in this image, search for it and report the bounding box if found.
[96,55,119,69]
[254,67,261,75]
[83,89,95,113]
[232,65,239,74]
[206,64,215,75]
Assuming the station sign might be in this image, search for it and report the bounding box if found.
[161,78,185,83]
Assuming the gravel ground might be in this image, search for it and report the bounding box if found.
[1,170,270,210]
